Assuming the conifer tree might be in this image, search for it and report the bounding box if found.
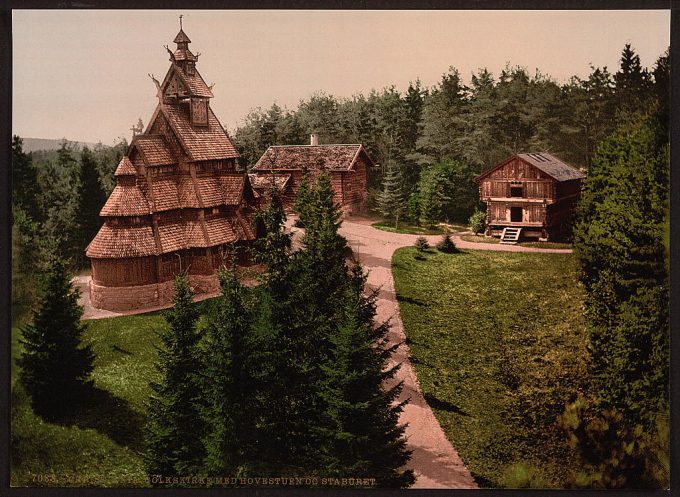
[12,135,42,223]
[145,275,206,478]
[568,113,669,489]
[320,263,415,487]
[253,192,292,279]
[18,255,94,418]
[614,44,652,119]
[201,257,254,475]
[376,161,406,229]
[292,171,313,227]
[75,146,107,267]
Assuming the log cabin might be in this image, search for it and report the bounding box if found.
[249,134,375,215]
[476,153,584,242]
[85,25,258,311]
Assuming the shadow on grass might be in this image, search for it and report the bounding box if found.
[111,344,133,356]
[397,295,427,307]
[50,385,146,452]
[424,392,470,417]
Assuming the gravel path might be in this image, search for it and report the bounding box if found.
[336,218,571,488]
[75,216,569,487]
[336,220,478,488]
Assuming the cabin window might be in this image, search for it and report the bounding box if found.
[510,186,523,197]
[510,207,523,222]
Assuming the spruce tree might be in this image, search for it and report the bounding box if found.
[568,112,669,489]
[320,264,415,487]
[376,161,406,229]
[201,259,254,475]
[18,255,94,418]
[614,44,652,119]
[145,275,206,478]
[573,114,668,426]
[12,135,42,223]
[75,146,107,267]
[292,171,313,227]
[253,192,292,279]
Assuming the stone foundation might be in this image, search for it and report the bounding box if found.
[90,273,221,312]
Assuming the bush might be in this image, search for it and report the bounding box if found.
[436,234,458,253]
[414,237,429,252]
[499,462,550,488]
[469,209,486,235]
[558,396,669,489]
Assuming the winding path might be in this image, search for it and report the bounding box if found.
[75,217,570,488]
[335,219,571,489]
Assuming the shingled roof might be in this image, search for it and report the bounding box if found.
[477,153,584,182]
[86,224,158,258]
[114,156,137,176]
[133,135,175,166]
[87,26,255,264]
[253,144,373,172]
[100,185,151,217]
[517,153,584,181]
[160,104,239,161]
[248,173,291,190]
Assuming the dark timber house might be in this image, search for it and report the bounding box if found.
[250,134,375,216]
[86,26,258,311]
[476,153,584,242]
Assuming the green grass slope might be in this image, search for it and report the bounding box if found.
[392,247,589,488]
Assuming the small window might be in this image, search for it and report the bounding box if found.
[510,186,523,197]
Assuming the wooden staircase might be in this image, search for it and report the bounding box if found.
[500,227,522,244]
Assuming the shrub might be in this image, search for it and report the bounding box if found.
[558,396,669,489]
[414,237,429,252]
[499,462,550,488]
[469,209,486,235]
[436,234,458,253]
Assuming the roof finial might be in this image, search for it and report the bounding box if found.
[179,14,183,30]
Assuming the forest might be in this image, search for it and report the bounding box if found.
[10,42,670,489]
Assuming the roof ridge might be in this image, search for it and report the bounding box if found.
[269,143,362,148]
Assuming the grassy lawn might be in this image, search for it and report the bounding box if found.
[11,299,217,487]
[392,247,589,488]
[11,312,164,487]
[373,220,467,235]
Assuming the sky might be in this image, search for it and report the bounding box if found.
[12,9,670,145]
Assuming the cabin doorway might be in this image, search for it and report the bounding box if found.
[510,206,523,222]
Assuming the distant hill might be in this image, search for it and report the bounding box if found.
[20,137,106,153]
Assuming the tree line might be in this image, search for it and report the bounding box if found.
[233,44,668,227]
[17,176,415,488]
[558,95,670,487]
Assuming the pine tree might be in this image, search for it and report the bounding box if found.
[43,141,80,265]
[300,172,349,316]
[201,259,254,475]
[418,166,451,227]
[292,171,313,227]
[75,146,107,267]
[145,275,206,478]
[12,135,42,223]
[253,192,292,279]
[376,161,406,229]
[573,113,668,427]
[18,255,94,418]
[319,264,415,487]
[614,44,652,120]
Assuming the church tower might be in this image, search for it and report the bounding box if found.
[86,21,258,312]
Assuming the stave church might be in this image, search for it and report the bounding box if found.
[86,23,259,311]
